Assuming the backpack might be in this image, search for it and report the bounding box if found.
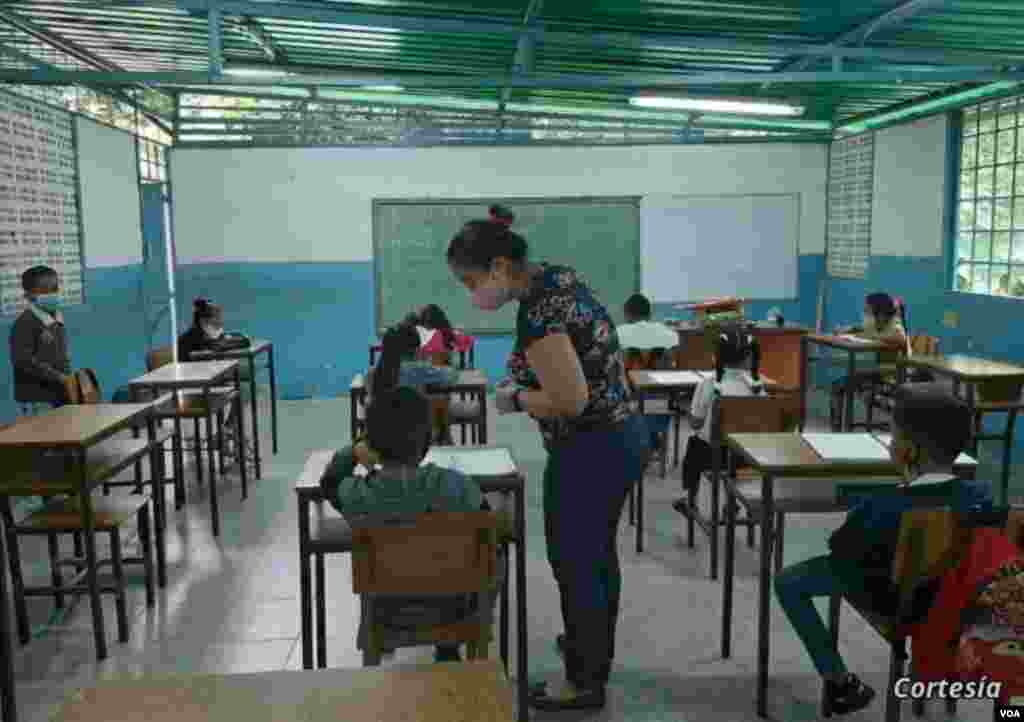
[62,368,101,404]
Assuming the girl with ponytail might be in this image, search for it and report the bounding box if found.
[674,325,763,514]
[369,321,460,442]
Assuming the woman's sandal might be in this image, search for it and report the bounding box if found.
[528,680,606,711]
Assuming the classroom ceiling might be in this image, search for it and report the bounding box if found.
[0,0,1023,146]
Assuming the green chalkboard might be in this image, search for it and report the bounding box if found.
[373,197,641,334]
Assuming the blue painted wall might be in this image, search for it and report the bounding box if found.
[823,254,1024,459]
[174,254,826,400]
[0,265,148,423]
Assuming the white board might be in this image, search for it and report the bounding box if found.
[640,193,799,303]
[76,118,142,268]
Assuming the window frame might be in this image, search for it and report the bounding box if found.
[950,96,1024,299]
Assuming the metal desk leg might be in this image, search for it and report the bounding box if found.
[756,473,775,718]
[798,336,809,431]
[843,353,856,432]
[515,482,528,722]
[78,448,107,660]
[1001,410,1019,505]
[146,414,168,588]
[721,490,736,659]
[268,345,279,455]
[480,389,489,446]
[205,389,221,538]
[0,513,16,722]
[248,356,262,480]
[236,369,250,500]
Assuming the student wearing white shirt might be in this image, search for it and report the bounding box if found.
[616,294,678,350]
[673,326,763,514]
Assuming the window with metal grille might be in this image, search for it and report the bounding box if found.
[955,98,1024,297]
[826,133,874,279]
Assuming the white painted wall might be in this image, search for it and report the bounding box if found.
[171,143,828,264]
[870,115,948,258]
[76,117,142,268]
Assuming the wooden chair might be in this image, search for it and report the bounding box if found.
[825,505,972,722]
[143,346,245,537]
[0,460,157,656]
[295,452,517,672]
[351,511,501,666]
[687,392,801,580]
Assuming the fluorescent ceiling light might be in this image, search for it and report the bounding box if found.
[363,85,404,92]
[837,81,1020,134]
[630,96,804,116]
[223,67,293,78]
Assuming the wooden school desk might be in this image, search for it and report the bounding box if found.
[191,338,279,463]
[671,322,808,389]
[799,333,888,431]
[0,402,170,660]
[129,361,248,537]
[898,354,1024,503]
[51,660,516,722]
[721,432,903,718]
[294,446,529,722]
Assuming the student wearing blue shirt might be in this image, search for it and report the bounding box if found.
[775,385,989,716]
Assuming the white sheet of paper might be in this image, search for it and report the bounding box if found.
[644,371,704,385]
[802,433,892,462]
[873,433,977,466]
[422,447,515,476]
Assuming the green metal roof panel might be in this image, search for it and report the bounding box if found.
[0,0,1023,145]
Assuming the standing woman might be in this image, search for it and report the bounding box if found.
[447,219,650,711]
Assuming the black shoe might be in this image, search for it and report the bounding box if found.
[434,644,461,663]
[823,674,875,717]
[528,681,606,711]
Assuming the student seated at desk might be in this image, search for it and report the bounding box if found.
[372,322,460,444]
[618,293,678,449]
[9,265,71,414]
[775,385,990,716]
[414,304,474,364]
[318,387,500,663]
[830,292,907,430]
[673,326,763,514]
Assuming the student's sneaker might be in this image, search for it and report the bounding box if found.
[822,674,875,717]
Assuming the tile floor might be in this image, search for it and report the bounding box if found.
[7,392,1020,722]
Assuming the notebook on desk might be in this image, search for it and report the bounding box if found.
[802,433,892,462]
[422,447,515,476]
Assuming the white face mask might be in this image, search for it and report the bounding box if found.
[201,322,224,339]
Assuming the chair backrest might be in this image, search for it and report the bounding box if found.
[351,511,498,597]
[1004,506,1024,550]
[712,392,801,438]
[146,346,174,372]
[623,347,674,372]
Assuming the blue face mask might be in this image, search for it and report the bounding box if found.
[33,293,61,314]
